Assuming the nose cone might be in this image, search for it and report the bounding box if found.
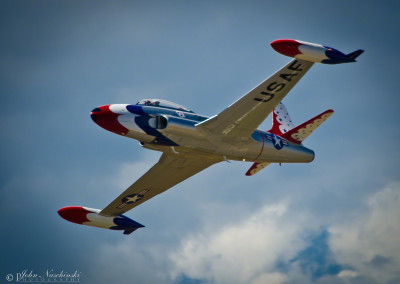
[90,107,100,122]
[271,39,302,57]
[58,206,90,224]
[90,105,129,136]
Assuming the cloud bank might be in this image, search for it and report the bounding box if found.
[167,182,400,284]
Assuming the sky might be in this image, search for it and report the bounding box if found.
[1,1,400,283]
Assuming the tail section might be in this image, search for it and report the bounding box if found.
[246,103,333,176]
[281,109,334,144]
[246,103,293,176]
[268,102,333,145]
[268,102,295,136]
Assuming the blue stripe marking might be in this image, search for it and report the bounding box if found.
[126,105,147,115]
[114,215,145,228]
[135,115,179,146]
[322,47,354,64]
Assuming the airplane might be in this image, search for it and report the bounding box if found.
[58,39,363,235]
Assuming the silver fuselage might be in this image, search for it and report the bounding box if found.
[92,104,314,164]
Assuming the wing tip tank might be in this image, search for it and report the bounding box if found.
[270,39,364,64]
[58,206,144,235]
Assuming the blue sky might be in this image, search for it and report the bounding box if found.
[1,1,399,283]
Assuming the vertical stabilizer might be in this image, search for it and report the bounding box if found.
[268,103,295,136]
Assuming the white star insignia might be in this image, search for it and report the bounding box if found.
[273,136,282,147]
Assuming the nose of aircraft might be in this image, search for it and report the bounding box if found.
[90,105,129,136]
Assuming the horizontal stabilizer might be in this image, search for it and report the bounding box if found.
[245,162,271,176]
[281,109,334,144]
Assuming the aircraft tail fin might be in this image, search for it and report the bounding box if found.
[268,102,295,136]
[246,104,333,176]
[346,49,364,60]
[281,109,334,144]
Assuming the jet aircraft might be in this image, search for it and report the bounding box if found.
[58,39,363,234]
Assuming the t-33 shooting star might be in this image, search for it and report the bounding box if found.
[58,39,363,234]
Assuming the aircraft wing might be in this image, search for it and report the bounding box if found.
[100,152,220,217]
[196,59,314,139]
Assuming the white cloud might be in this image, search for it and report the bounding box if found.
[167,181,400,284]
[329,181,400,283]
[337,270,358,278]
[169,202,306,284]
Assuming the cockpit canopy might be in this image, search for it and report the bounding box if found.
[136,99,194,113]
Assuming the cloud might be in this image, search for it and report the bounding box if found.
[337,269,358,278]
[169,202,305,284]
[167,181,400,284]
[329,181,400,283]
[251,272,287,284]
[366,255,394,268]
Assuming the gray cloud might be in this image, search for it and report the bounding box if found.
[366,255,394,268]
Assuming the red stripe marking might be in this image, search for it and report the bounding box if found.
[91,105,129,136]
[270,39,302,57]
[58,206,90,224]
[254,130,265,161]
